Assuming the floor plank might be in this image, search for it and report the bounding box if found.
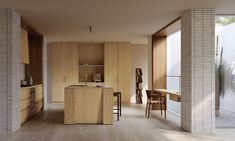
[0,104,234,141]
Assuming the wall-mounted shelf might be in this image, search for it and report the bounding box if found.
[79,65,104,68]
[79,64,104,82]
[78,43,105,83]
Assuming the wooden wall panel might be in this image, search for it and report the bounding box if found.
[20,28,29,64]
[78,43,104,65]
[104,43,118,92]
[25,36,43,84]
[50,43,66,102]
[152,36,167,110]
[66,43,79,86]
[152,36,167,90]
[117,43,131,103]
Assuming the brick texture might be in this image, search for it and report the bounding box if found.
[181,9,215,133]
[0,9,21,133]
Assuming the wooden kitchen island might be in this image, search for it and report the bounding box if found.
[64,85,113,125]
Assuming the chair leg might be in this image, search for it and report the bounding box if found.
[148,103,151,118]
[145,102,148,116]
[165,103,166,119]
[117,95,119,121]
[160,103,162,116]
[120,93,121,116]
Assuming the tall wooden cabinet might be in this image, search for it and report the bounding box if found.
[65,43,79,86]
[50,43,78,102]
[104,43,118,92]
[104,42,131,103]
[117,43,131,103]
[20,28,29,64]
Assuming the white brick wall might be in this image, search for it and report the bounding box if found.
[181,9,215,133]
[0,9,21,133]
[0,8,8,133]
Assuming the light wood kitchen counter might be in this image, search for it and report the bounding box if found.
[64,85,113,125]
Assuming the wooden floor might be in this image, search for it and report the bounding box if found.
[0,104,235,141]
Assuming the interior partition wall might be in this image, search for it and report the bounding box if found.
[0,9,21,133]
[181,9,215,133]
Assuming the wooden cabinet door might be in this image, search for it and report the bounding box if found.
[20,28,29,64]
[66,43,79,86]
[104,43,118,92]
[51,43,66,102]
[117,43,131,103]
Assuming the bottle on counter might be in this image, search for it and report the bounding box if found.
[29,76,33,85]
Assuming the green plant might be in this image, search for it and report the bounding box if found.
[216,16,235,26]
[216,60,234,98]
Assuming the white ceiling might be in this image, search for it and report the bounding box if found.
[1,0,235,44]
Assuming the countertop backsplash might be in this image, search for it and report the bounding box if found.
[20,64,25,81]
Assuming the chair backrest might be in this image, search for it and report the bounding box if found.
[146,90,162,100]
[146,90,152,99]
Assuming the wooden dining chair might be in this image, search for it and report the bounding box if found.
[145,90,165,118]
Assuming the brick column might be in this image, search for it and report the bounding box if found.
[181,9,215,133]
[0,9,21,133]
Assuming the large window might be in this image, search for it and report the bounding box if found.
[215,16,235,127]
[166,30,181,115]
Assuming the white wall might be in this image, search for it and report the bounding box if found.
[43,37,48,109]
[131,44,148,103]
[47,43,52,104]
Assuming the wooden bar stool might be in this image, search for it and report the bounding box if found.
[113,92,121,121]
